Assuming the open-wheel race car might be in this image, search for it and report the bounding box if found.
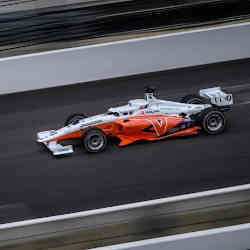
[37,86,233,156]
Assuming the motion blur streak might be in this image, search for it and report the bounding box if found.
[0,0,250,55]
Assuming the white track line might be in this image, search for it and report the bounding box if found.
[235,100,250,106]
[0,183,250,230]
[224,83,250,90]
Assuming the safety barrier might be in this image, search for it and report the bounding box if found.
[1,21,250,95]
[0,184,250,249]
[92,223,250,250]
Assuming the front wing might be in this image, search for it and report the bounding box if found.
[37,130,73,155]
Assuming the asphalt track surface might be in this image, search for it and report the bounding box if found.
[1,58,250,224]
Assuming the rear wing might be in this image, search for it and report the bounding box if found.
[199,87,233,107]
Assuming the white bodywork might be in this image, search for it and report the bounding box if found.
[200,87,233,106]
[37,87,233,155]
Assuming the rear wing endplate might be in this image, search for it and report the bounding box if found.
[199,87,233,106]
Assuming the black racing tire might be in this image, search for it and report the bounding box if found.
[180,94,207,104]
[198,108,226,135]
[65,113,87,126]
[82,128,107,153]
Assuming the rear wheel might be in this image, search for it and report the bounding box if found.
[65,113,87,126]
[181,94,207,104]
[198,108,226,135]
[82,128,107,153]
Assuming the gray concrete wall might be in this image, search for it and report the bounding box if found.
[1,22,250,95]
[93,223,250,250]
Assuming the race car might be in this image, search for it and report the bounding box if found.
[37,86,233,156]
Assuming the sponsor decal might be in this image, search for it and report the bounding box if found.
[157,119,162,126]
[145,109,158,114]
[168,127,180,134]
[143,118,168,136]
[165,120,192,136]
[227,95,232,102]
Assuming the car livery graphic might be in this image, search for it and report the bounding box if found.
[37,87,233,156]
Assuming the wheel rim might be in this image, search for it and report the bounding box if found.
[87,134,104,151]
[206,113,224,131]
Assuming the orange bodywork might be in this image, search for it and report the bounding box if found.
[51,114,200,146]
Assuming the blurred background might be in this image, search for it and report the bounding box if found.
[0,0,250,58]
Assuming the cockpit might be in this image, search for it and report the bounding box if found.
[107,105,135,117]
[106,87,159,117]
[107,98,149,117]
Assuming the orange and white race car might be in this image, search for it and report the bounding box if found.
[37,87,233,155]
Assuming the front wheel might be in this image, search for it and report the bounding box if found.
[181,94,207,104]
[82,128,107,153]
[199,108,226,135]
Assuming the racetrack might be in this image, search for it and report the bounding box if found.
[1,58,250,224]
